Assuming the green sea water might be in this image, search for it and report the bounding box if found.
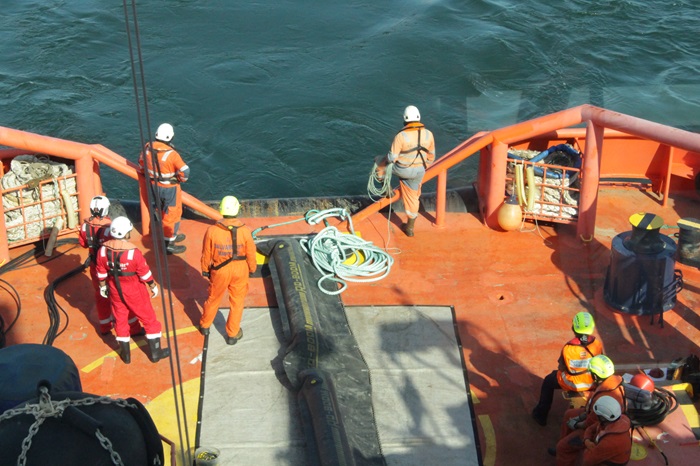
[1,0,699,200]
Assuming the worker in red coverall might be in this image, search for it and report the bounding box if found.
[138,122,189,255]
[95,216,171,364]
[199,196,257,345]
[78,196,114,334]
[378,105,435,237]
[560,396,632,466]
[532,311,604,426]
[554,355,626,464]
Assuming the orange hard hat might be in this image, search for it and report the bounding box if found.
[630,373,655,392]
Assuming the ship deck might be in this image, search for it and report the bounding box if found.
[2,184,699,465]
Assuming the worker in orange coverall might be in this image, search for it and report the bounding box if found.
[138,122,189,255]
[558,396,632,466]
[379,105,435,237]
[79,195,114,334]
[532,311,604,426]
[554,355,626,463]
[199,196,257,345]
[95,216,171,364]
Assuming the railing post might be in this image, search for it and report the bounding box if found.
[433,171,447,228]
[75,152,95,223]
[662,145,673,208]
[138,173,150,236]
[577,121,604,241]
[485,141,509,229]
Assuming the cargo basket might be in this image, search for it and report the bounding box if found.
[506,145,581,224]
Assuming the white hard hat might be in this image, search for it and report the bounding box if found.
[219,196,240,217]
[403,105,421,123]
[110,216,133,239]
[593,396,622,422]
[155,123,174,142]
[89,196,110,217]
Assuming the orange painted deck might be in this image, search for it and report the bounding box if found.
[2,183,699,465]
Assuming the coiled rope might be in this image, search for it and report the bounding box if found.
[253,207,394,295]
[300,225,394,295]
[367,159,394,201]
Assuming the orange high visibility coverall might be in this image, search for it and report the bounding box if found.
[386,122,435,218]
[79,215,113,333]
[557,336,604,392]
[200,218,257,338]
[139,140,189,241]
[557,414,632,466]
[560,374,626,437]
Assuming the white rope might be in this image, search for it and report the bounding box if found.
[300,225,394,295]
[367,159,394,201]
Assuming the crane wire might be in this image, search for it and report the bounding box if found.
[122,1,191,463]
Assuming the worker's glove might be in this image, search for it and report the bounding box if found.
[99,285,108,299]
[150,284,159,298]
[202,271,210,279]
[566,416,580,430]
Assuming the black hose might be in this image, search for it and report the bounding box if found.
[628,387,678,427]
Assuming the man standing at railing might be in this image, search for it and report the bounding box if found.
[383,105,435,237]
[139,123,189,254]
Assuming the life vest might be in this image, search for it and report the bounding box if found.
[84,216,110,261]
[557,336,603,391]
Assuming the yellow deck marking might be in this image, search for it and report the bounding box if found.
[478,414,496,466]
[147,378,200,466]
[630,442,648,460]
[81,326,199,373]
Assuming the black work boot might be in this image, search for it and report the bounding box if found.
[147,337,171,363]
[118,341,131,364]
[404,217,416,237]
[165,240,186,255]
[173,233,186,243]
[225,328,243,345]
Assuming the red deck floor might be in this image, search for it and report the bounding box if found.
[2,185,699,465]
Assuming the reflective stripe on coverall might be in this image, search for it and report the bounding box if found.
[200,218,257,337]
[387,122,435,218]
[139,140,190,241]
[95,240,162,341]
[79,216,113,331]
[557,337,604,391]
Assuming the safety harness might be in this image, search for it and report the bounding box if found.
[106,249,137,303]
[84,217,108,263]
[210,225,244,271]
[145,143,180,184]
[396,125,430,169]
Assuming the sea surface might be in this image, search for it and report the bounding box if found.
[2,0,700,201]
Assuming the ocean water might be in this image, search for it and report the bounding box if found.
[2,0,700,201]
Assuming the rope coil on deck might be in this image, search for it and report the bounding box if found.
[300,226,394,295]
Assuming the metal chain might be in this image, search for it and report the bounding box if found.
[1,386,138,466]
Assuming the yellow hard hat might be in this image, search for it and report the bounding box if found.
[589,355,615,379]
[572,312,595,335]
[219,196,240,217]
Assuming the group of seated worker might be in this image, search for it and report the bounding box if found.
[532,312,632,466]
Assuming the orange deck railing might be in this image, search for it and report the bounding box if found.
[0,127,220,263]
[351,104,700,241]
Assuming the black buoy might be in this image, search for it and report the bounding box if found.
[677,217,700,267]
